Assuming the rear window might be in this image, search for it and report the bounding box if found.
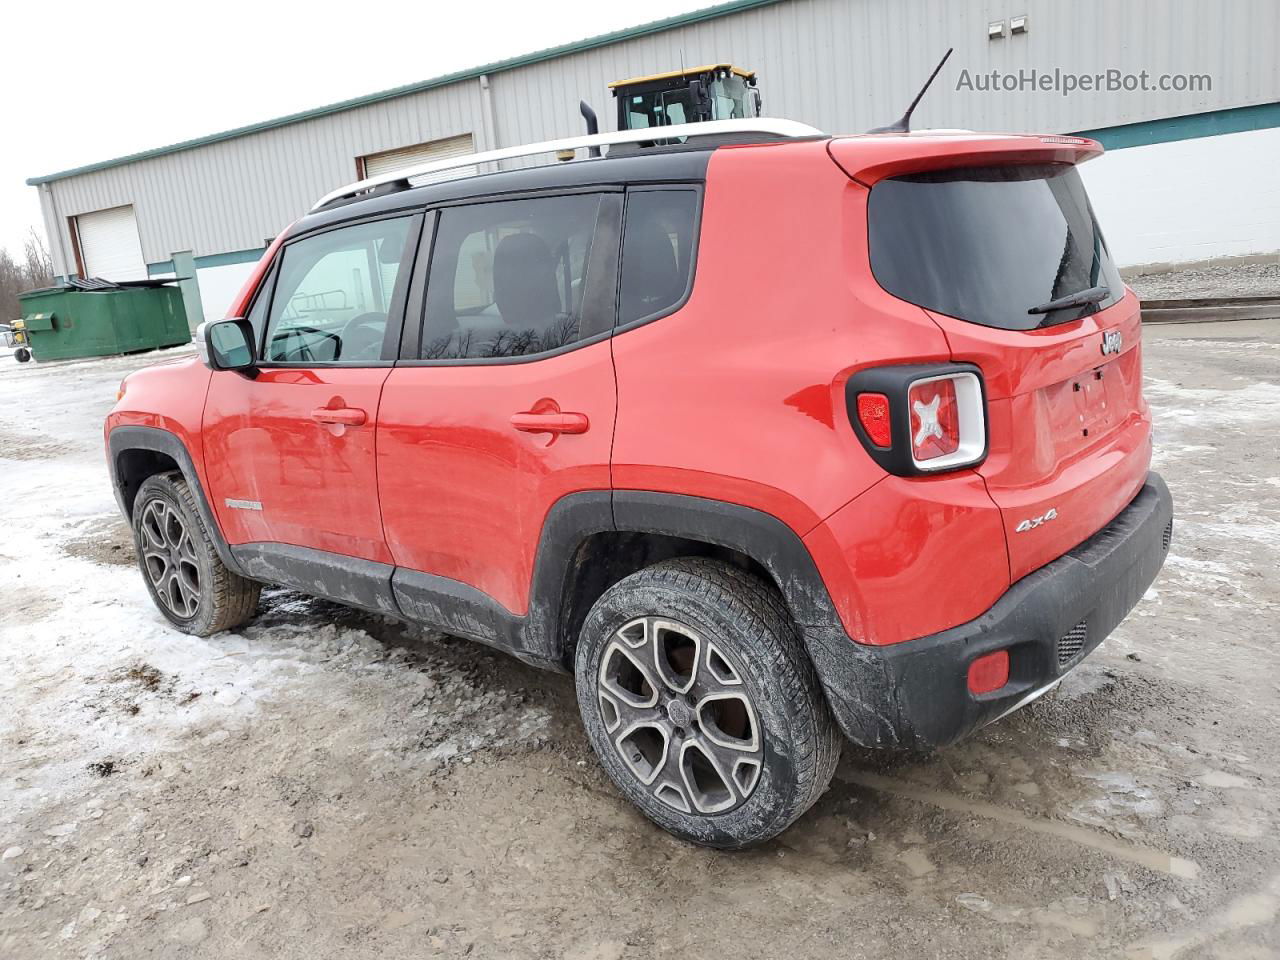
[868,164,1124,330]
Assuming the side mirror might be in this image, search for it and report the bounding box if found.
[196,318,257,372]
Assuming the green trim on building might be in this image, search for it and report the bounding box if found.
[171,251,205,332]
[26,0,786,185]
[194,248,266,269]
[1073,101,1280,150]
[149,248,263,276]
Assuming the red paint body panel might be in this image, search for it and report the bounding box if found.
[927,293,1145,401]
[106,358,216,503]
[202,368,393,563]
[803,472,1010,645]
[376,341,617,616]
[611,142,957,537]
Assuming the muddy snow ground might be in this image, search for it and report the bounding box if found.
[2,322,1278,960]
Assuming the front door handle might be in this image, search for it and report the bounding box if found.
[311,406,367,426]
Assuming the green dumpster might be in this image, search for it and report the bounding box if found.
[17,279,192,362]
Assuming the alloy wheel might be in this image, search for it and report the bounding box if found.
[596,616,763,815]
[139,498,201,619]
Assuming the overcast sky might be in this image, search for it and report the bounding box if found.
[0,0,706,258]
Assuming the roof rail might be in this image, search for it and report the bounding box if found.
[310,118,825,211]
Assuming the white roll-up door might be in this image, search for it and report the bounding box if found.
[362,134,476,183]
[76,205,147,281]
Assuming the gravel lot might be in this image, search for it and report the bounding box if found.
[2,320,1279,959]
[1127,260,1280,300]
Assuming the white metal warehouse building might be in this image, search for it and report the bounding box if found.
[28,0,1280,327]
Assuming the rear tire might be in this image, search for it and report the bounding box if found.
[575,557,841,848]
[14,347,30,363]
[132,473,260,636]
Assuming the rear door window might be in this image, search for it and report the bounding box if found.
[420,194,615,360]
[868,164,1124,330]
[618,189,699,326]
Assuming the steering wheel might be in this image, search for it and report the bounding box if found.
[270,324,340,363]
[341,313,388,362]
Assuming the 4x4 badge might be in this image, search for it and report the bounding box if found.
[1015,507,1058,533]
[1101,330,1123,355]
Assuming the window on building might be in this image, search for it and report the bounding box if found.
[420,194,606,360]
[618,190,699,325]
[263,217,412,364]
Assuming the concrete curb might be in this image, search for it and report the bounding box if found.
[1139,297,1280,324]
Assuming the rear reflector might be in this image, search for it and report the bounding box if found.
[856,392,892,447]
[968,650,1010,695]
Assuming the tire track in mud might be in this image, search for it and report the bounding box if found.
[1125,873,1280,959]
[840,769,1200,879]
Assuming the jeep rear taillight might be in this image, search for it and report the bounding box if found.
[908,378,958,461]
[845,364,988,477]
[906,372,985,471]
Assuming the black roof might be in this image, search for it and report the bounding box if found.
[296,144,718,236]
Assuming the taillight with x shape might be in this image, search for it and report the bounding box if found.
[846,363,988,476]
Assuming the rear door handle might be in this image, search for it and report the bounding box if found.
[311,407,367,426]
[510,411,589,435]
[510,399,589,439]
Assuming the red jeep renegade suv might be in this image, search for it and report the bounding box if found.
[106,122,1172,848]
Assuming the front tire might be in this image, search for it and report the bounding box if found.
[132,473,260,636]
[575,558,841,848]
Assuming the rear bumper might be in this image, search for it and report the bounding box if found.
[806,471,1173,750]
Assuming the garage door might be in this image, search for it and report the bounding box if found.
[76,205,147,281]
[362,134,476,184]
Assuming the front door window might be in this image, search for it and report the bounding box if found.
[263,217,413,364]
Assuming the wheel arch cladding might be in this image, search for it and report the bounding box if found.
[608,492,846,630]
[598,492,904,749]
[527,491,825,668]
[107,425,246,577]
[552,528,777,668]
[114,446,181,518]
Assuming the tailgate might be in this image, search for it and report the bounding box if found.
[933,297,1151,580]
[851,144,1153,582]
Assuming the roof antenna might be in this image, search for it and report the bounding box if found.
[866,47,953,134]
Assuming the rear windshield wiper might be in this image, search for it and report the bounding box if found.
[1027,285,1111,315]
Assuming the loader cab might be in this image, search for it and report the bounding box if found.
[611,64,761,130]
